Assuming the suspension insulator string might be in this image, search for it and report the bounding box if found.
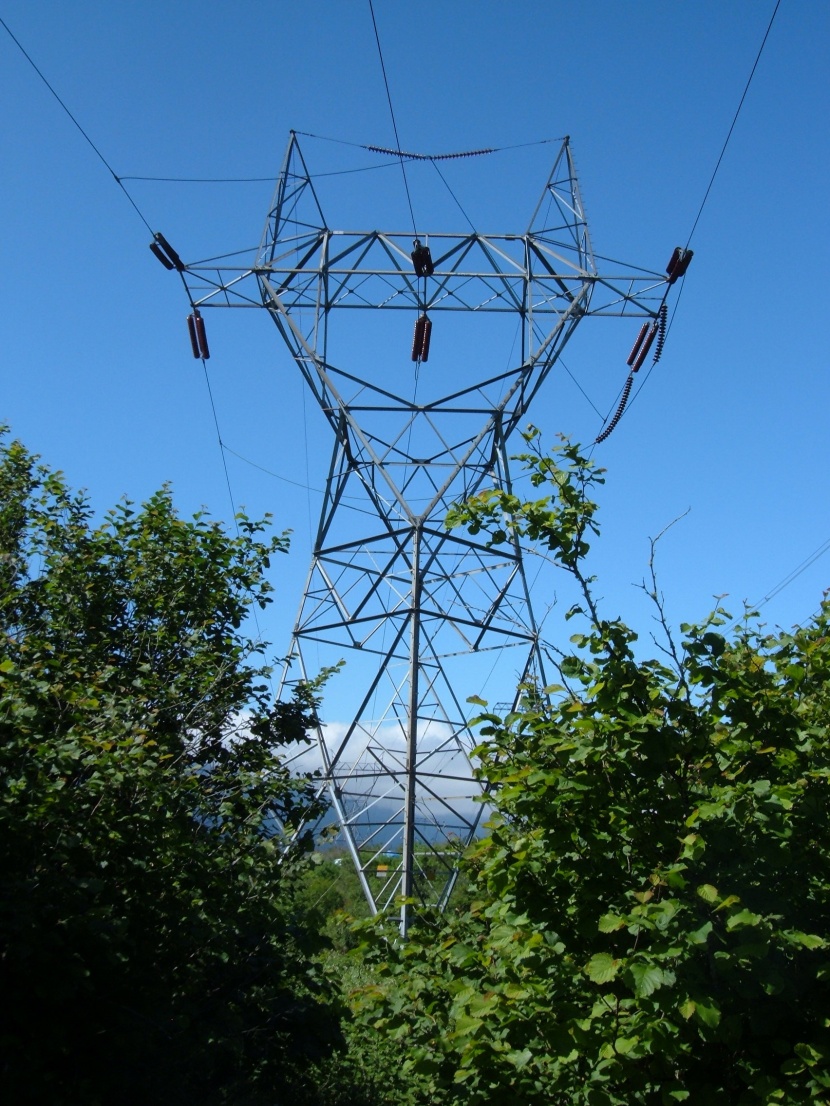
[187,309,210,360]
[597,229,694,444]
[150,231,185,272]
[419,316,432,363]
[194,311,210,359]
[631,321,658,373]
[626,322,650,367]
[409,237,435,360]
[652,303,668,364]
[186,314,200,358]
[366,144,496,161]
[411,239,434,277]
[411,314,432,363]
[411,315,426,361]
[595,374,633,444]
[150,242,175,270]
[666,245,693,285]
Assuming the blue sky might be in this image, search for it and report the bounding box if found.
[3,0,828,701]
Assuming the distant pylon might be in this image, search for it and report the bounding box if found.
[180,132,670,934]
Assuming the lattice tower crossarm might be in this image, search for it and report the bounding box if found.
[179,133,669,934]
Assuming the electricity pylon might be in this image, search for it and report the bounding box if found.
[176,132,671,934]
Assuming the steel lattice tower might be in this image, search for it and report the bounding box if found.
[176,133,672,933]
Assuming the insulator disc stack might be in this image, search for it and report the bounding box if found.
[627,323,650,367]
[411,315,431,362]
[631,322,658,373]
[595,374,634,444]
[150,232,185,272]
[411,315,426,361]
[186,314,200,358]
[652,303,668,364]
[187,310,210,359]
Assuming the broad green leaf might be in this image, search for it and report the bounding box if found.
[680,832,706,860]
[629,962,667,998]
[726,908,762,930]
[586,952,620,984]
[696,884,719,903]
[450,1013,484,1040]
[506,1048,534,1070]
[787,931,825,950]
[598,913,627,933]
[694,1000,721,1028]
[794,1042,824,1065]
[613,1036,639,1055]
[452,1068,476,1084]
[687,921,713,945]
[781,1058,806,1077]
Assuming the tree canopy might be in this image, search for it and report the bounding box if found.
[5,425,829,1105]
[0,432,343,1104]
[355,432,830,1105]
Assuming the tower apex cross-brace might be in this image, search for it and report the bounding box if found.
[155,132,689,934]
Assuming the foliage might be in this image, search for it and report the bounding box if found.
[354,430,830,1105]
[0,431,346,1104]
[297,851,374,950]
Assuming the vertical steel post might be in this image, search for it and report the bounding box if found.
[400,521,423,937]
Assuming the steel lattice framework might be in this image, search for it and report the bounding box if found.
[177,133,670,933]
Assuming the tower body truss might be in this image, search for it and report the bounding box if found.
[181,134,667,929]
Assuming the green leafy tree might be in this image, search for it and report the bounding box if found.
[355,431,830,1105]
[0,432,345,1104]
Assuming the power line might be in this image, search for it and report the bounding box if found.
[122,174,280,183]
[222,443,318,492]
[197,360,273,673]
[295,129,564,156]
[1,16,257,591]
[723,532,830,635]
[0,15,154,235]
[603,1,781,440]
[367,144,495,161]
[430,159,477,233]
[1,13,279,664]
[751,535,830,613]
[367,0,417,236]
[199,362,242,535]
[120,161,401,182]
[222,443,379,518]
[561,359,603,421]
[686,0,782,248]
